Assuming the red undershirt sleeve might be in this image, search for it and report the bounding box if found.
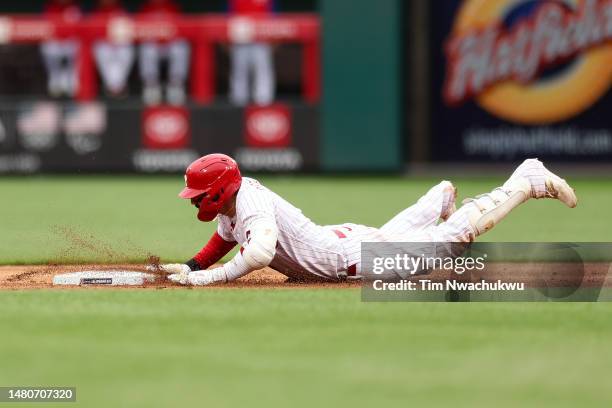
[187,232,237,271]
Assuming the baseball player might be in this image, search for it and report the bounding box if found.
[158,154,577,285]
[41,0,82,97]
[91,0,135,97]
[228,0,276,106]
[138,0,190,105]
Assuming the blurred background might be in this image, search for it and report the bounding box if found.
[0,0,609,176]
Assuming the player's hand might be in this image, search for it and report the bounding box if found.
[168,272,189,285]
[186,270,216,286]
[147,263,191,275]
[167,270,216,286]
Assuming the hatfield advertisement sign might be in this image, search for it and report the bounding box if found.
[431,0,612,161]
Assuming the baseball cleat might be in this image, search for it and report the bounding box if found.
[532,160,578,208]
[506,159,577,208]
[543,171,577,208]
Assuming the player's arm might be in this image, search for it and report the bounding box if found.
[180,217,278,285]
[169,182,278,285]
[186,231,237,271]
[154,217,237,275]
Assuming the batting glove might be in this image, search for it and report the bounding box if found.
[168,271,191,285]
[169,268,228,286]
[166,270,213,285]
[187,270,216,286]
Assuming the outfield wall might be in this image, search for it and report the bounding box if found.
[320,0,402,171]
[0,0,611,174]
[0,102,319,173]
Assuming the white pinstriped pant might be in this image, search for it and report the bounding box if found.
[379,181,474,243]
[381,158,550,242]
[336,181,475,275]
[341,159,553,276]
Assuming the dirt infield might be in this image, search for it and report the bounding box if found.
[0,264,359,290]
[1,262,610,290]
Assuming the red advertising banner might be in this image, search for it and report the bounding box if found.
[142,106,190,150]
[244,103,292,148]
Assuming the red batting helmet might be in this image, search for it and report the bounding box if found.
[179,154,242,222]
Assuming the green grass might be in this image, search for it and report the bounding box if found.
[1,176,610,264]
[1,290,611,408]
[1,175,611,407]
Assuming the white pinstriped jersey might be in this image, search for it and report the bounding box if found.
[217,178,350,280]
[217,177,474,280]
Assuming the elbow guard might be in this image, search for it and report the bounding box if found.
[242,219,278,269]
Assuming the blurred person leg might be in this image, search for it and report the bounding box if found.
[108,43,135,95]
[139,41,162,105]
[94,41,135,96]
[41,41,63,96]
[230,44,251,105]
[58,41,79,96]
[41,40,77,97]
[166,39,190,105]
[251,43,274,105]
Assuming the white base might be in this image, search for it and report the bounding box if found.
[53,270,156,286]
